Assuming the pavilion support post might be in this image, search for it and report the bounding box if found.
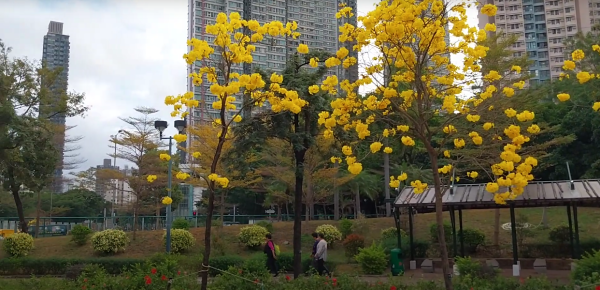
[567,204,575,259]
[573,204,581,259]
[509,204,520,276]
[449,206,457,257]
[408,206,416,269]
[458,207,465,257]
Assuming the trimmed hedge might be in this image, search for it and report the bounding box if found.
[0,258,143,276]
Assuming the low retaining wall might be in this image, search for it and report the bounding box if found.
[406,258,573,270]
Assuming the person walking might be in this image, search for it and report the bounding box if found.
[314,232,330,277]
[264,233,279,277]
[309,232,319,271]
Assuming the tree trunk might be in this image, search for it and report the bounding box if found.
[354,185,360,218]
[305,204,310,222]
[132,203,138,241]
[10,188,27,233]
[493,208,500,246]
[425,144,453,290]
[155,199,160,230]
[384,137,391,217]
[277,204,282,221]
[310,202,315,221]
[292,148,306,278]
[200,185,216,290]
[34,191,41,238]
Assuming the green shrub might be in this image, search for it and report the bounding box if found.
[342,234,365,259]
[429,222,452,243]
[3,232,34,257]
[315,224,342,244]
[351,215,369,236]
[381,227,407,240]
[0,258,142,276]
[454,256,497,279]
[277,252,294,271]
[548,225,570,244]
[243,253,269,275]
[354,242,387,275]
[572,249,600,283]
[208,255,244,276]
[90,229,129,255]
[70,225,92,246]
[256,220,274,233]
[238,225,269,249]
[163,229,195,253]
[339,218,353,238]
[461,228,486,253]
[172,218,191,230]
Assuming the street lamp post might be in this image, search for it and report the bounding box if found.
[154,119,187,254]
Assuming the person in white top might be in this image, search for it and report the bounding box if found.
[314,232,330,277]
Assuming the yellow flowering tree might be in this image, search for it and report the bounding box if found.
[162,12,308,288]
[321,2,544,288]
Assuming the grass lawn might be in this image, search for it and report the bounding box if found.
[1,207,598,261]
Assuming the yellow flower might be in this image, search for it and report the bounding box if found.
[503,87,515,97]
[484,23,496,32]
[483,122,494,130]
[472,136,483,145]
[173,134,187,143]
[443,150,450,158]
[513,81,526,89]
[438,164,452,174]
[160,154,171,161]
[161,196,173,205]
[397,125,409,132]
[216,177,229,188]
[593,102,600,111]
[348,162,362,175]
[467,171,478,179]
[401,136,416,146]
[486,182,499,193]
[176,171,190,180]
[527,124,541,134]
[147,175,157,183]
[398,173,408,181]
[370,142,383,153]
[577,71,592,84]
[342,145,352,156]
[511,66,522,74]
[383,147,393,154]
[557,93,570,102]
[443,125,457,134]
[389,179,400,188]
[562,60,576,71]
[192,152,201,158]
[504,108,517,118]
[454,138,465,149]
[466,114,480,122]
[308,85,320,95]
[309,58,319,68]
[481,4,498,16]
[330,156,342,164]
[572,49,585,61]
[270,73,284,84]
[233,115,242,122]
[516,110,535,122]
[297,44,309,54]
[483,71,501,82]
[410,180,428,194]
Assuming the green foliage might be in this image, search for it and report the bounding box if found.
[572,250,600,283]
[163,229,195,253]
[429,222,452,243]
[548,225,571,244]
[90,229,129,255]
[242,253,269,275]
[256,220,274,233]
[381,227,407,240]
[172,218,190,230]
[70,224,92,246]
[238,225,269,248]
[315,224,342,244]
[339,218,353,238]
[454,256,497,279]
[460,228,486,253]
[207,255,244,276]
[0,257,142,275]
[350,216,370,236]
[342,234,365,259]
[3,232,34,257]
[354,242,387,275]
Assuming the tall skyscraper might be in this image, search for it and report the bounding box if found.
[478,0,598,84]
[41,21,70,193]
[186,0,358,128]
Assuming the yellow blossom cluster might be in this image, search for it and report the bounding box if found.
[208,173,230,188]
[389,173,408,188]
[159,154,171,161]
[313,1,540,205]
[558,45,600,111]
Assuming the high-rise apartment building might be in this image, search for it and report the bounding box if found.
[41,21,70,193]
[478,0,600,84]
[186,0,358,128]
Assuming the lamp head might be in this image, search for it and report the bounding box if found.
[154,120,168,134]
[174,120,187,134]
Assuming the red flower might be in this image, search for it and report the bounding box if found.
[151,268,157,275]
[595,286,600,290]
[161,275,167,281]
[238,270,243,274]
[333,278,337,286]
[83,279,88,283]
[254,279,259,284]
[145,277,152,285]
[82,286,86,290]
[177,271,181,276]
[390,286,397,290]
[285,275,290,281]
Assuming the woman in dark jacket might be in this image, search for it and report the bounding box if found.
[264,233,279,277]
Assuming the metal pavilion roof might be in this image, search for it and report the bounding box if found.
[393,179,600,209]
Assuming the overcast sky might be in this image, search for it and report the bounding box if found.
[0,0,477,178]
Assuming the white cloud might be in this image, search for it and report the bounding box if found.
[0,0,188,175]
